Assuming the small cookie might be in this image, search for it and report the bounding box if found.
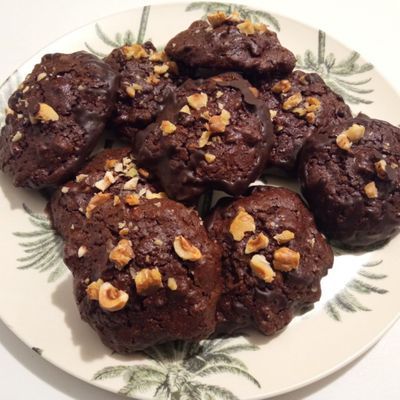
[207,186,333,335]
[104,42,179,141]
[298,114,400,249]
[50,147,163,240]
[165,11,296,78]
[135,72,273,202]
[63,195,221,353]
[0,51,118,188]
[258,70,351,174]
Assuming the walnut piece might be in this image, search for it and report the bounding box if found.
[198,131,211,148]
[86,193,112,218]
[336,133,352,151]
[94,171,117,192]
[154,64,169,75]
[167,277,178,291]
[187,93,208,110]
[160,120,177,135]
[374,159,387,178]
[11,131,23,142]
[204,153,216,163]
[35,103,59,122]
[86,279,104,300]
[229,207,256,241]
[237,20,255,35]
[274,230,295,244]
[364,181,378,199]
[123,177,139,190]
[180,105,191,114]
[249,254,275,283]
[207,11,227,27]
[342,124,365,142]
[135,268,163,296]
[282,92,303,110]
[273,247,300,271]
[149,51,168,62]
[173,235,202,261]
[109,239,134,270]
[254,22,268,34]
[36,72,47,81]
[124,193,140,206]
[122,44,148,60]
[272,80,291,94]
[209,109,231,133]
[98,282,129,311]
[78,245,88,258]
[245,233,269,254]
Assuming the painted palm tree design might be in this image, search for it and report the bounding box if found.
[325,259,388,321]
[85,6,151,57]
[296,30,374,104]
[13,204,66,282]
[186,2,280,31]
[94,337,260,399]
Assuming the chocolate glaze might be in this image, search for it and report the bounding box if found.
[135,72,273,202]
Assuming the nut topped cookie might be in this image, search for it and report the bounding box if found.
[206,186,333,335]
[135,72,273,202]
[258,70,352,174]
[0,51,118,188]
[104,42,179,141]
[298,114,400,249]
[165,11,296,78]
[50,147,164,241]
[62,195,221,353]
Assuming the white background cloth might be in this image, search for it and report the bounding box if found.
[0,0,399,399]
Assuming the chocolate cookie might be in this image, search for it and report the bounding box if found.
[104,42,179,141]
[258,70,352,174]
[0,51,118,189]
[206,186,333,335]
[298,114,400,249]
[135,72,273,202]
[62,195,221,353]
[50,147,163,240]
[165,11,296,78]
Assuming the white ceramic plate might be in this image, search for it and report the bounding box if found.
[0,2,399,400]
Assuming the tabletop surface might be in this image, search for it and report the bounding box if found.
[0,1,399,399]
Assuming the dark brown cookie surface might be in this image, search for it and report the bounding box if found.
[165,11,296,78]
[104,42,179,141]
[298,114,400,249]
[206,186,333,335]
[135,72,273,202]
[0,51,118,188]
[258,70,351,174]
[63,196,221,353]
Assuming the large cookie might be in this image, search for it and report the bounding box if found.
[135,72,273,202]
[298,114,400,249]
[0,51,118,188]
[207,186,333,335]
[165,11,296,78]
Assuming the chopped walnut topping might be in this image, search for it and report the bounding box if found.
[37,72,47,81]
[270,110,278,119]
[61,186,69,194]
[105,159,118,170]
[273,247,300,271]
[229,207,256,241]
[227,10,241,22]
[86,193,112,218]
[336,133,352,151]
[95,171,117,192]
[272,80,292,94]
[254,22,268,33]
[76,174,88,183]
[86,279,104,300]
[201,110,211,120]
[187,92,208,110]
[305,97,321,112]
[124,194,140,206]
[167,277,178,291]
[216,90,224,99]
[237,20,255,35]
[99,282,129,311]
[209,111,229,133]
[292,107,306,117]
[274,230,295,244]
[180,105,191,114]
[113,195,121,206]
[173,235,202,261]
[149,51,168,62]
[122,43,148,60]
[198,130,211,148]
[78,245,88,258]
[145,190,166,200]
[34,103,59,122]
[125,83,143,98]
[282,92,303,110]
[249,254,275,283]
[248,86,259,98]
[160,120,177,135]
[119,227,129,236]
[154,64,169,75]
[123,177,139,190]
[341,124,365,143]
[11,131,23,142]
[207,11,227,27]
[305,112,316,124]
[125,166,138,178]
[154,238,163,246]
[245,233,269,254]
[135,268,163,296]
[109,239,134,270]
[364,181,378,199]
[204,153,216,163]
[375,160,387,178]
[146,74,161,85]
